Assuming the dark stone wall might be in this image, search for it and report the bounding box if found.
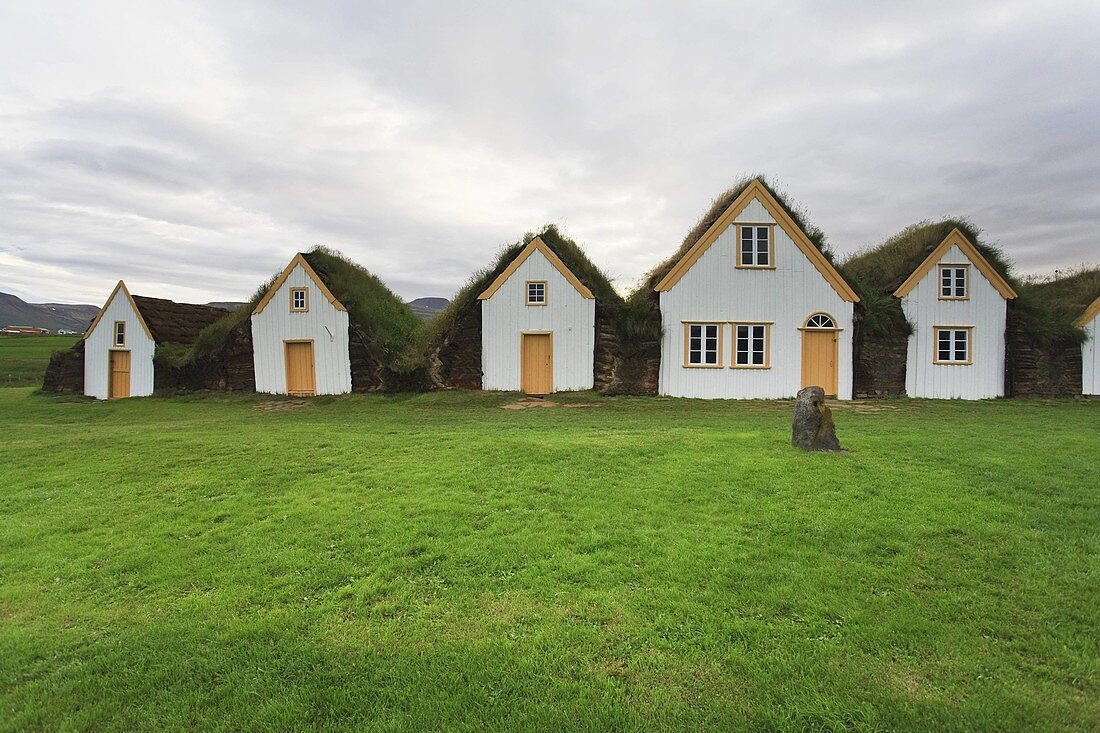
[1006,332,1082,397]
[171,324,255,392]
[853,334,908,397]
[429,301,483,389]
[349,326,384,392]
[42,341,85,394]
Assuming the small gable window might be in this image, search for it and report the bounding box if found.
[935,327,972,364]
[738,224,773,268]
[939,265,968,300]
[733,323,770,368]
[685,323,721,367]
[526,281,547,306]
[113,321,126,347]
[290,287,309,312]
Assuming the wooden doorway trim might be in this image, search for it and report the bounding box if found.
[108,349,131,399]
[520,331,554,395]
[284,339,317,396]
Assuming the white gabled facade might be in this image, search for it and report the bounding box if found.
[83,281,156,400]
[895,229,1017,400]
[1077,297,1100,395]
[478,236,596,392]
[251,254,352,396]
[655,180,860,399]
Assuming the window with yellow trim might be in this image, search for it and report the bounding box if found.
[732,323,770,368]
[939,265,968,299]
[685,323,721,367]
[290,287,309,312]
[113,321,126,347]
[526,281,547,305]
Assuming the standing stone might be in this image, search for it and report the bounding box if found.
[791,386,842,452]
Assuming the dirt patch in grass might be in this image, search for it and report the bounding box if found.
[253,399,313,412]
[502,398,601,410]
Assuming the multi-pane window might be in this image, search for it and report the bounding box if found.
[936,327,971,363]
[526,281,547,305]
[939,266,968,299]
[290,287,308,312]
[686,323,720,366]
[739,225,771,267]
[734,324,769,367]
[805,313,836,329]
[113,321,126,347]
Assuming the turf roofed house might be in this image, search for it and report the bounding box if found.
[893,228,1017,399]
[251,253,353,396]
[75,281,223,399]
[1081,295,1100,395]
[646,178,859,399]
[183,248,421,396]
[424,227,629,394]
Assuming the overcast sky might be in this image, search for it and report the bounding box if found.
[2,0,1098,305]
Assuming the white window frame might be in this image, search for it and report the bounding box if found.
[934,326,973,365]
[938,264,969,300]
[731,322,771,369]
[683,322,723,368]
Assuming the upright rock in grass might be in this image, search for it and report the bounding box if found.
[791,386,842,452]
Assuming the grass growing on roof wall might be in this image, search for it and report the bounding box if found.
[1016,267,1100,346]
[303,247,423,369]
[840,220,1015,339]
[2,388,1097,731]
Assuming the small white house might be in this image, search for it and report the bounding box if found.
[654,179,860,399]
[251,253,352,396]
[893,228,1018,399]
[82,281,224,399]
[477,236,596,394]
[1077,296,1100,395]
[83,281,156,400]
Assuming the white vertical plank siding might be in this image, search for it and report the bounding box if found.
[1082,314,1098,395]
[251,263,352,395]
[900,244,1007,399]
[658,200,854,399]
[84,291,155,399]
[482,249,596,391]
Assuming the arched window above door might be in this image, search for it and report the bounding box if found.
[805,313,837,329]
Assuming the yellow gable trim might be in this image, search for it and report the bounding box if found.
[252,253,348,315]
[893,228,1018,300]
[1074,295,1100,328]
[654,179,859,302]
[478,236,595,300]
[83,280,154,342]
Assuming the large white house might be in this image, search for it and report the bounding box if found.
[1077,295,1100,396]
[83,280,223,399]
[893,228,1018,399]
[477,236,596,394]
[654,179,860,399]
[251,253,352,396]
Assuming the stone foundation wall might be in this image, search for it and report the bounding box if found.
[42,341,85,394]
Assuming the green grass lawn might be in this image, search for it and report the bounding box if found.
[0,389,1097,731]
[0,334,80,387]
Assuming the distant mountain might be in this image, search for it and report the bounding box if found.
[0,292,100,333]
[407,297,449,320]
[205,301,247,311]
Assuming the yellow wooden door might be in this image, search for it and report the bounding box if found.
[521,333,553,395]
[801,330,838,396]
[108,350,130,399]
[285,341,316,396]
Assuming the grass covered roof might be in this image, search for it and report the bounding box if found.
[633,176,833,298]
[190,246,422,369]
[1017,267,1100,345]
[420,225,630,355]
[841,219,1018,338]
[131,296,226,346]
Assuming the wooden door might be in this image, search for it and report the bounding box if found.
[108,350,131,399]
[285,341,316,396]
[521,333,553,395]
[801,330,838,397]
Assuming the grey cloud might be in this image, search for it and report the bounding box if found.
[1,0,1098,306]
